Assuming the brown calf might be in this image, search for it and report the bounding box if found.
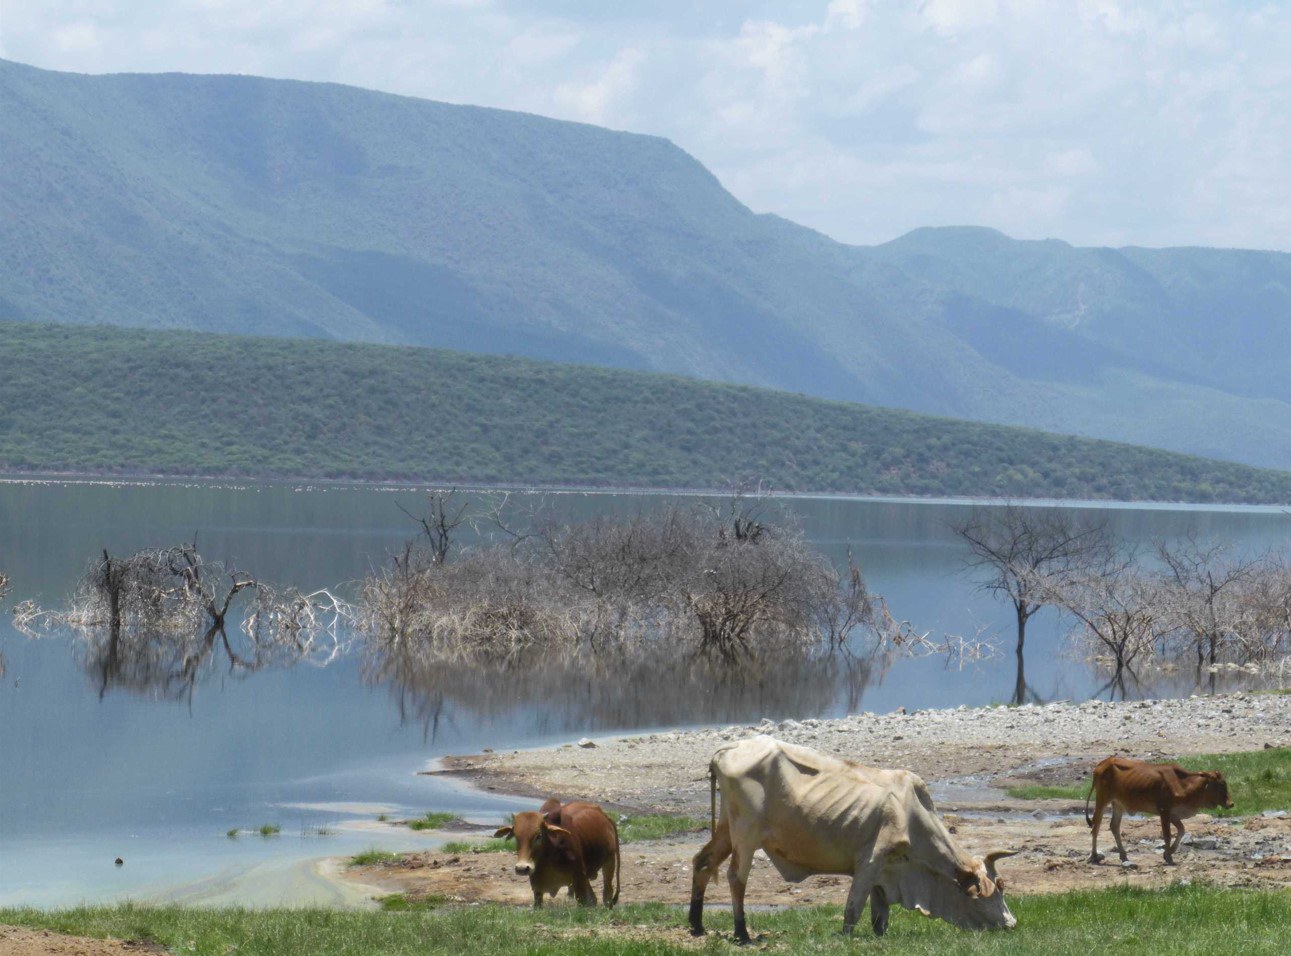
[1085,756,1233,866]
[495,799,620,907]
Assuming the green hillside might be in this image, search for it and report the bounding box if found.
[2,322,1289,504]
[3,58,1291,470]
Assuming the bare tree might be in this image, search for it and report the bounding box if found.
[1225,553,1291,675]
[1154,536,1259,692]
[1058,551,1166,700]
[955,504,1110,705]
[398,489,470,565]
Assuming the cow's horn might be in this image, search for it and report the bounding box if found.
[984,849,1019,880]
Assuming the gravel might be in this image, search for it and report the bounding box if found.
[445,692,1291,812]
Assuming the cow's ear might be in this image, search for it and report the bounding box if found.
[544,824,573,839]
[494,826,513,840]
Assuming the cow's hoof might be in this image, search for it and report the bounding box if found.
[689,927,705,938]
[1163,859,1176,867]
[1087,853,1104,864]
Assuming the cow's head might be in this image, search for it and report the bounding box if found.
[887,849,1017,931]
[1201,771,1234,810]
[494,811,574,876]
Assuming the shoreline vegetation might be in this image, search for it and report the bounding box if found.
[4,322,1291,504]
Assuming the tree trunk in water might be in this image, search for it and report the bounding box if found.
[1012,606,1027,706]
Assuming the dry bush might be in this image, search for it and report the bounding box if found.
[357,497,894,671]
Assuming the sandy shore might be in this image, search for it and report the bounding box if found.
[349,692,1291,906]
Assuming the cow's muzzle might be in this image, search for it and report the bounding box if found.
[515,863,533,876]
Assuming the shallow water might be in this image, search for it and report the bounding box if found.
[0,480,1286,905]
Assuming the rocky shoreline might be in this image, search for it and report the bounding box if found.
[441,692,1291,813]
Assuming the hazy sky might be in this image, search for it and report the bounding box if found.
[2,1,1289,251]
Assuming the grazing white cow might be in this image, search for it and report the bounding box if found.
[688,736,1017,942]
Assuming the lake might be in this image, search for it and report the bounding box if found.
[0,479,1287,906]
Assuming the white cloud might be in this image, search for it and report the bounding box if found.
[554,46,644,125]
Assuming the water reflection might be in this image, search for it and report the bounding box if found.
[363,644,889,740]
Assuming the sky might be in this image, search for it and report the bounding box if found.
[2,0,1289,252]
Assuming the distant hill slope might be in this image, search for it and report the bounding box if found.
[2,323,1290,504]
[3,58,1290,470]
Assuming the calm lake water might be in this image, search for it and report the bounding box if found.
[0,480,1287,906]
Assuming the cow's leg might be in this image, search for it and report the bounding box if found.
[868,885,890,937]
[1169,816,1186,857]
[1109,806,1130,863]
[1088,795,1108,863]
[728,844,755,946]
[1160,811,1176,865]
[601,858,616,907]
[531,879,543,909]
[688,819,732,937]
[571,870,597,906]
[842,860,884,936]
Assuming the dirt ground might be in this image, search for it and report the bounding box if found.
[351,693,1291,908]
[0,926,163,956]
[351,810,1291,908]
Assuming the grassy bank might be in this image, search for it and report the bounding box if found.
[4,322,1291,502]
[1005,747,1291,817]
[4,885,1290,954]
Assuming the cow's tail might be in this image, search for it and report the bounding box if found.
[612,816,622,907]
[709,761,718,835]
[1084,777,1096,827]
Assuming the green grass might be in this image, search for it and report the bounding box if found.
[406,811,457,831]
[225,828,240,839]
[258,824,281,837]
[618,813,708,843]
[2,321,1291,503]
[441,838,513,854]
[1005,784,1088,801]
[348,849,402,868]
[1194,747,1291,817]
[1005,748,1291,816]
[379,893,453,912]
[2,885,1290,954]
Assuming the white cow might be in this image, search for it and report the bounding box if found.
[688,736,1017,942]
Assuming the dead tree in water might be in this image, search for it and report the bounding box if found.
[1154,537,1258,693]
[955,504,1110,705]
[1058,552,1165,700]
[399,489,470,565]
[27,543,349,700]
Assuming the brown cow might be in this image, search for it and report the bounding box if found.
[1085,756,1233,866]
[494,798,620,907]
